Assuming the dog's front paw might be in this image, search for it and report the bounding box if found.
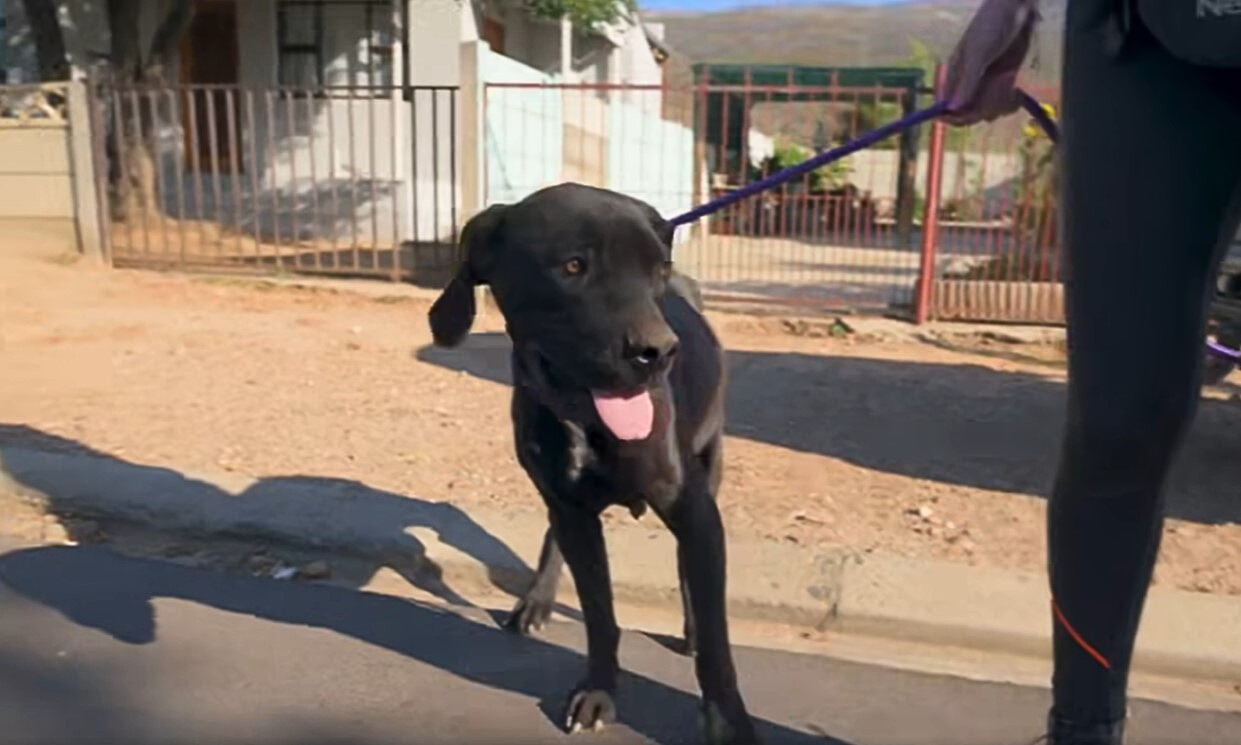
[700,699,761,745]
[564,687,616,733]
[677,620,698,658]
[504,592,554,635]
[670,635,697,657]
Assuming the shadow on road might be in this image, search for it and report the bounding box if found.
[0,424,845,741]
[0,544,848,745]
[0,638,399,745]
[415,332,1241,526]
[0,424,548,614]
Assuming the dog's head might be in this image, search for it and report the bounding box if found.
[429,183,679,441]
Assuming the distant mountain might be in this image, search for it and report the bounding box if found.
[645,0,1065,85]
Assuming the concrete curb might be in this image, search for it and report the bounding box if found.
[3,445,1240,683]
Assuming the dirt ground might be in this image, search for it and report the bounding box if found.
[3,251,1241,595]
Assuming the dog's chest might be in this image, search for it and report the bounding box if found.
[514,384,685,515]
[566,420,683,513]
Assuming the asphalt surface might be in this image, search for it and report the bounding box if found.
[1,539,1239,745]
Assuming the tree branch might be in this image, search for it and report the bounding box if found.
[106,0,142,79]
[21,0,70,80]
[525,0,632,31]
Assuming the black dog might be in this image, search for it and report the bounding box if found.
[428,184,759,744]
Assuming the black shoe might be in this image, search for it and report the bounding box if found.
[1036,711,1125,745]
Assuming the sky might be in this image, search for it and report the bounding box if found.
[640,0,917,12]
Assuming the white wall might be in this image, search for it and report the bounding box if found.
[489,8,561,75]
[482,42,693,229]
[842,150,1022,211]
[481,47,562,204]
[483,6,662,90]
[0,85,73,218]
[614,21,660,85]
[410,0,466,86]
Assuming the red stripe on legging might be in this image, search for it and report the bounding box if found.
[1052,597,1112,670]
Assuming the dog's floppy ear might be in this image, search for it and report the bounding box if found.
[428,204,507,348]
[620,194,675,250]
[649,210,676,250]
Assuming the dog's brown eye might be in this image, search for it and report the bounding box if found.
[563,257,585,276]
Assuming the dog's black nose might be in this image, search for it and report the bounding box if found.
[625,332,679,369]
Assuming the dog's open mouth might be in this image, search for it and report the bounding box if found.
[531,351,654,441]
[590,388,653,441]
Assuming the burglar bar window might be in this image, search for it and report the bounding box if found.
[277,1,323,87]
[366,2,396,89]
[276,0,397,93]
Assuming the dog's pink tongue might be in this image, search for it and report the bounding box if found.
[591,390,654,441]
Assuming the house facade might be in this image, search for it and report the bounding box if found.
[2,0,680,259]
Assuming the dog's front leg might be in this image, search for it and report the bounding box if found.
[656,483,760,745]
[550,504,621,733]
[677,553,697,657]
[505,525,563,634]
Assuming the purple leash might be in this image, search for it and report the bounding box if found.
[668,89,1240,366]
[1207,339,1241,363]
[671,100,953,229]
[670,90,1056,229]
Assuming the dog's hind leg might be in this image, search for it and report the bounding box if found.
[505,525,563,634]
[676,552,697,657]
[675,433,724,657]
[702,434,723,498]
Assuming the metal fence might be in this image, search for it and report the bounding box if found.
[80,66,1062,323]
[484,79,924,313]
[922,80,1063,323]
[692,76,924,313]
[483,73,1062,321]
[92,79,460,287]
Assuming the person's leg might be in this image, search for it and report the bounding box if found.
[1051,2,1241,739]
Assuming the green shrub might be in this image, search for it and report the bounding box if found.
[756,141,853,193]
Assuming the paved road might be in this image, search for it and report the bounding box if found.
[1,540,1238,745]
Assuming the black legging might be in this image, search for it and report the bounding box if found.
[1051,0,1241,728]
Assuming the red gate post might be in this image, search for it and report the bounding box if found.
[914,63,948,325]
